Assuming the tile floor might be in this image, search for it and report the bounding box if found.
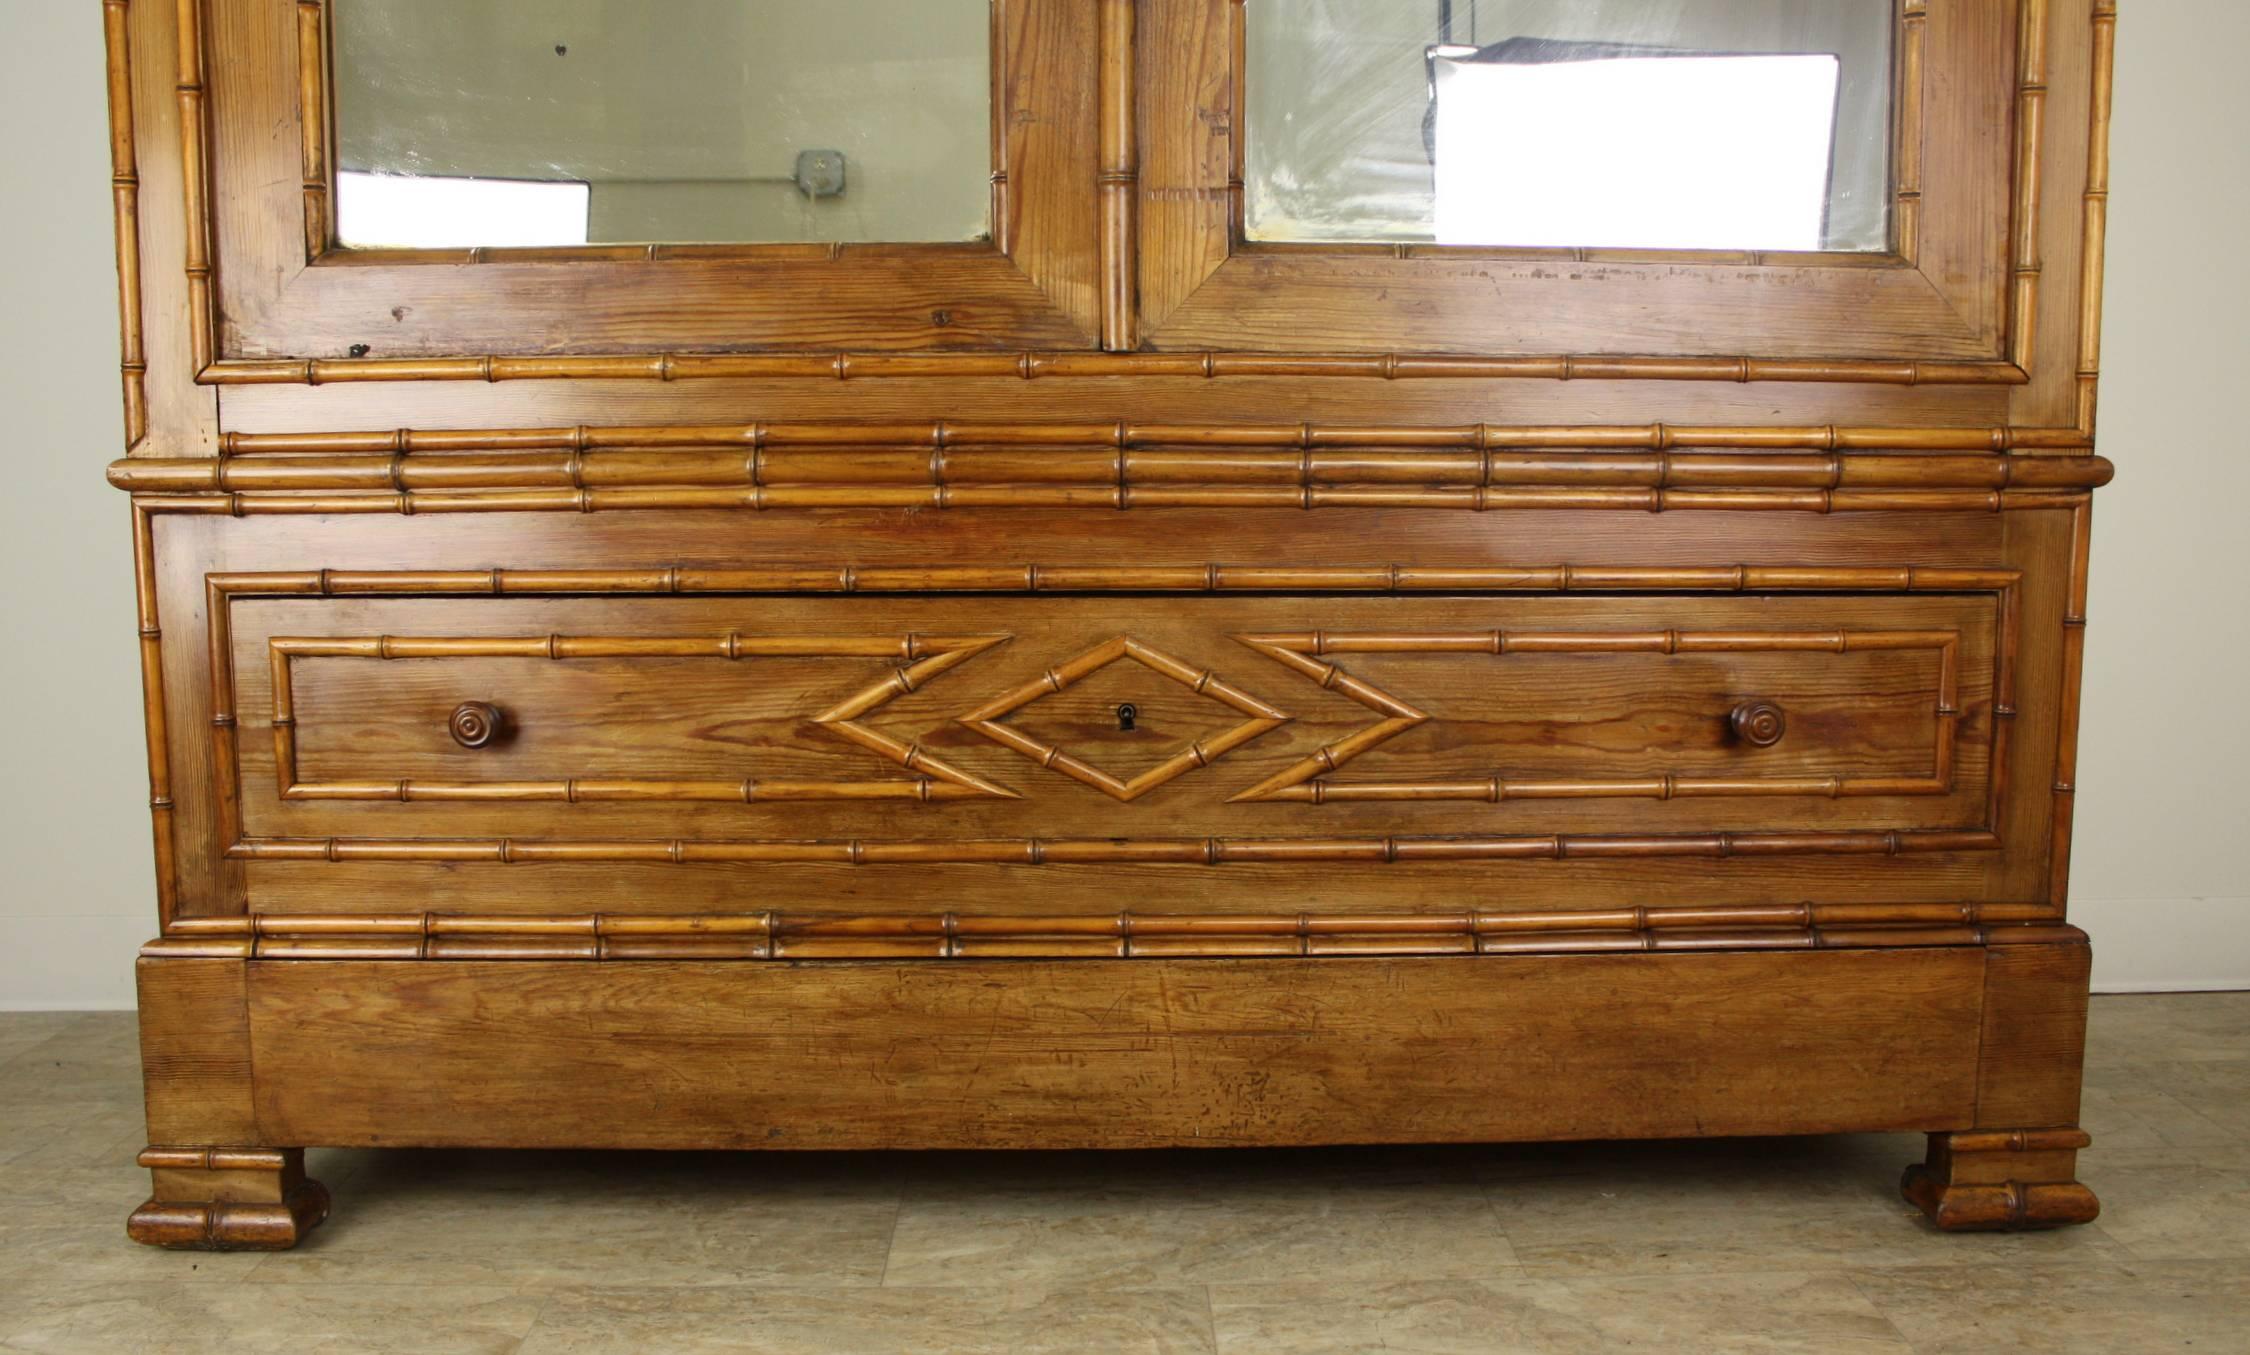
[1,993,2244,1354]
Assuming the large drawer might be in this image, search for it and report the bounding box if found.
[205,569,2015,916]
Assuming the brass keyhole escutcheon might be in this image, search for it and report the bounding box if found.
[1117,703,1138,732]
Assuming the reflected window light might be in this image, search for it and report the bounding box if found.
[336,171,591,250]
[1434,53,1842,251]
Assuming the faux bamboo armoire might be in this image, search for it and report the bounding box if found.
[103,0,2119,1249]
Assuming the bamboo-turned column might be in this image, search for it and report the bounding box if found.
[1098,0,1138,350]
[103,0,146,448]
[295,1,329,260]
[1894,1,1927,263]
[2050,500,2093,906]
[986,0,1011,254]
[130,507,178,926]
[174,0,216,374]
[2008,0,2051,373]
[2078,0,2117,434]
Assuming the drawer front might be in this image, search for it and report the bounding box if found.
[207,569,2013,916]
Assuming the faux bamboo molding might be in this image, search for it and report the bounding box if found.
[2051,500,2094,905]
[147,909,2080,962]
[131,506,177,924]
[1895,1,1927,263]
[1098,0,1138,351]
[109,421,2112,517]
[198,563,2025,598]
[194,351,2037,387]
[2079,0,2118,433]
[294,0,327,262]
[1229,629,1963,805]
[2009,0,2052,373]
[266,632,1020,806]
[1903,1127,2102,1231]
[102,0,146,449]
[200,564,2019,873]
[175,0,214,375]
[957,635,1289,801]
[128,1146,329,1250]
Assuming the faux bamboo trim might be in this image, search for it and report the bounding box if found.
[2050,499,2093,906]
[958,635,1288,801]
[222,829,2003,868]
[200,565,2022,866]
[177,421,2107,456]
[200,563,2025,598]
[294,0,328,262]
[127,485,2102,517]
[110,424,2112,517]
[132,506,178,925]
[1098,0,1137,350]
[2008,0,2052,373]
[146,910,2080,962]
[194,352,2037,387]
[1230,629,1963,805]
[176,0,215,375]
[138,1146,290,1172]
[987,0,1010,254]
[102,0,146,449]
[1895,1,1928,263]
[2078,0,2117,433]
[266,632,1019,805]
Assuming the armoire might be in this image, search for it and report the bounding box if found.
[99,0,2117,1247]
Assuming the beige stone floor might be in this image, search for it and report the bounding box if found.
[1,992,2245,1354]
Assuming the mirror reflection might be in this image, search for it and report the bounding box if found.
[1246,0,1897,252]
[331,0,992,249]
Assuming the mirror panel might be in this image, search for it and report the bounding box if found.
[330,0,993,249]
[1245,0,1897,253]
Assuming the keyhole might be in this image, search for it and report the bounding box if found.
[1117,703,1138,732]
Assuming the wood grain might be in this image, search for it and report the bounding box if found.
[246,951,1986,1149]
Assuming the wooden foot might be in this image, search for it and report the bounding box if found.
[1902,1129,2100,1232]
[127,1147,330,1250]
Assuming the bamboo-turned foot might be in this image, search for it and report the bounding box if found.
[127,1147,330,1250]
[1902,1129,2099,1232]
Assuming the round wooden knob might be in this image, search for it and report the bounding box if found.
[1730,701,1786,748]
[448,702,505,749]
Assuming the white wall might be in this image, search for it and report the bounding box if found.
[2069,2,2250,992]
[0,3,2242,1008]
[0,4,154,1008]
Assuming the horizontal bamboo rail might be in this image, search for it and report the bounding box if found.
[113,448,2115,490]
[204,563,2025,599]
[111,427,2112,515]
[196,352,2038,388]
[200,423,2097,455]
[126,485,2102,517]
[223,830,2005,868]
[147,908,2079,962]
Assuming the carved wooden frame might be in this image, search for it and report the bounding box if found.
[107,0,2116,406]
[192,562,2021,875]
[1135,0,2039,373]
[188,0,1103,367]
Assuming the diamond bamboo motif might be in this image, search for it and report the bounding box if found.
[958,637,1289,802]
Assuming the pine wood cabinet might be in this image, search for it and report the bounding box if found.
[104,0,2117,1248]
